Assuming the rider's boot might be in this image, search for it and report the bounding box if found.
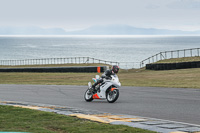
[91,78,102,93]
[91,85,96,93]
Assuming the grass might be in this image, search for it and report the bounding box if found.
[156,56,200,63]
[0,67,200,88]
[0,72,97,85]
[0,105,155,133]
[119,68,200,88]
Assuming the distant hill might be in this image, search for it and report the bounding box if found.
[1,25,200,35]
[0,26,66,35]
[67,25,200,35]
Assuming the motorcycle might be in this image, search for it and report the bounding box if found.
[84,74,121,103]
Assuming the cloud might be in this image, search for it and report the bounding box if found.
[167,0,200,10]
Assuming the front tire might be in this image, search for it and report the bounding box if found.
[84,89,93,102]
[107,89,119,103]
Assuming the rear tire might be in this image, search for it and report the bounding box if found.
[84,89,93,102]
[107,89,119,103]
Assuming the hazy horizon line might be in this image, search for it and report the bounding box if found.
[1,24,200,32]
[1,35,200,37]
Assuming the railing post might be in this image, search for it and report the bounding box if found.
[156,54,158,61]
[160,52,162,60]
[141,61,144,68]
[87,57,89,63]
[152,56,154,63]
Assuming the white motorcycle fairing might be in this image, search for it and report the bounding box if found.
[91,75,121,99]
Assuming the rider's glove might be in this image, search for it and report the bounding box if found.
[101,75,106,78]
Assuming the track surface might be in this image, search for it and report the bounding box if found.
[0,84,200,125]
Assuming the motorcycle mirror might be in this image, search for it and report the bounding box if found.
[96,75,100,79]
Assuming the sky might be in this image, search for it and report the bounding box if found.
[1,0,200,31]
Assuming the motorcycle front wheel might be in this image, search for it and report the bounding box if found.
[107,89,119,103]
[84,89,93,102]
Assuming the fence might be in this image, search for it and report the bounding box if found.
[0,57,117,66]
[0,57,140,69]
[2,48,198,69]
[140,48,200,68]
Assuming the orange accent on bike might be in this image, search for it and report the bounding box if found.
[111,88,116,91]
[97,67,101,73]
[93,93,100,99]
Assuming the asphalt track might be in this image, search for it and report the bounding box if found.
[0,84,200,125]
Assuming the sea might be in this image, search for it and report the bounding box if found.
[0,35,200,68]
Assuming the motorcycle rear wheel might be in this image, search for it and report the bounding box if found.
[84,89,93,102]
[107,89,119,103]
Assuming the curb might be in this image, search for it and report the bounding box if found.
[0,100,200,133]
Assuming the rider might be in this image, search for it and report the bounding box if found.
[91,65,119,92]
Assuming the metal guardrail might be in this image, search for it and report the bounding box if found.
[140,48,200,68]
[0,57,116,66]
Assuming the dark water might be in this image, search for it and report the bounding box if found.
[0,35,200,63]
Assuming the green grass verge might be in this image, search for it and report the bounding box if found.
[119,68,200,88]
[0,67,200,88]
[0,105,155,133]
[156,56,200,63]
